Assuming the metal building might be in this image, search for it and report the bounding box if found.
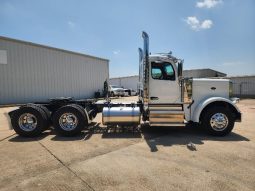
[110,69,226,90]
[109,75,139,90]
[226,75,255,98]
[0,36,109,105]
[183,69,226,78]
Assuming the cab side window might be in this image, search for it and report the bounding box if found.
[151,62,175,81]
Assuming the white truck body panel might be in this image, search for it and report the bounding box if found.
[149,74,181,103]
[183,78,234,122]
[148,57,181,104]
[192,78,229,100]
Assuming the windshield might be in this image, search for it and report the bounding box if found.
[151,62,175,81]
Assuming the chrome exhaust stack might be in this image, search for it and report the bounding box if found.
[138,48,143,99]
[138,48,143,81]
[142,31,149,105]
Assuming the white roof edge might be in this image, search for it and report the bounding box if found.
[0,36,109,62]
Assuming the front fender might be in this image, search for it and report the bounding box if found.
[192,97,241,123]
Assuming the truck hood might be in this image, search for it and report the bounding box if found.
[191,78,230,100]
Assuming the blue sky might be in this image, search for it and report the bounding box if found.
[0,0,254,77]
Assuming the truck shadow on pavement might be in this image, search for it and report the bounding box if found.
[140,125,250,152]
[9,123,250,152]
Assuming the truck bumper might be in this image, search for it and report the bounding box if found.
[230,97,241,122]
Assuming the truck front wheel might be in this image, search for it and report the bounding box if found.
[52,104,88,136]
[201,106,235,136]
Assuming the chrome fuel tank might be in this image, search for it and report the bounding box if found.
[102,107,141,125]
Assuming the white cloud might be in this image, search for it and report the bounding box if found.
[67,21,76,28]
[201,20,213,29]
[185,16,213,31]
[113,50,120,55]
[185,16,200,30]
[196,0,222,9]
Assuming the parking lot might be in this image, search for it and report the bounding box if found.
[0,97,254,191]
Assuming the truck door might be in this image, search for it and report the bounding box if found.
[149,61,180,104]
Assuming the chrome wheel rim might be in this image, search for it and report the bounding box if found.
[59,113,78,131]
[210,113,229,131]
[18,113,37,132]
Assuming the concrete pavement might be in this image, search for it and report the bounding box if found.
[0,98,254,191]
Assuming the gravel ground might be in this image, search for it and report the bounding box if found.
[0,97,254,191]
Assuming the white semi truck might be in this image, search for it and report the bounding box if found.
[9,32,241,137]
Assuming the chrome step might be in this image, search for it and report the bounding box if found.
[149,103,184,107]
[149,117,184,123]
[149,107,183,111]
[148,103,185,124]
[150,110,184,115]
[149,122,186,127]
[149,103,184,111]
[149,110,185,123]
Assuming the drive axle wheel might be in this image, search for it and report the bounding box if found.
[201,106,235,136]
[52,104,88,136]
[27,104,51,129]
[11,105,48,137]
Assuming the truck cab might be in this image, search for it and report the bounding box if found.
[148,54,181,104]
[138,32,241,136]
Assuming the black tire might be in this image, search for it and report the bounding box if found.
[52,104,88,136]
[11,105,48,137]
[27,104,51,129]
[201,106,235,136]
[36,105,51,119]
[110,92,114,97]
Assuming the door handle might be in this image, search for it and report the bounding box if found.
[150,97,159,100]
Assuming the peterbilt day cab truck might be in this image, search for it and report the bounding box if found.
[8,32,241,137]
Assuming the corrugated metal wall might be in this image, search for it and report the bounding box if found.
[0,37,109,105]
[109,78,122,87]
[228,76,255,98]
